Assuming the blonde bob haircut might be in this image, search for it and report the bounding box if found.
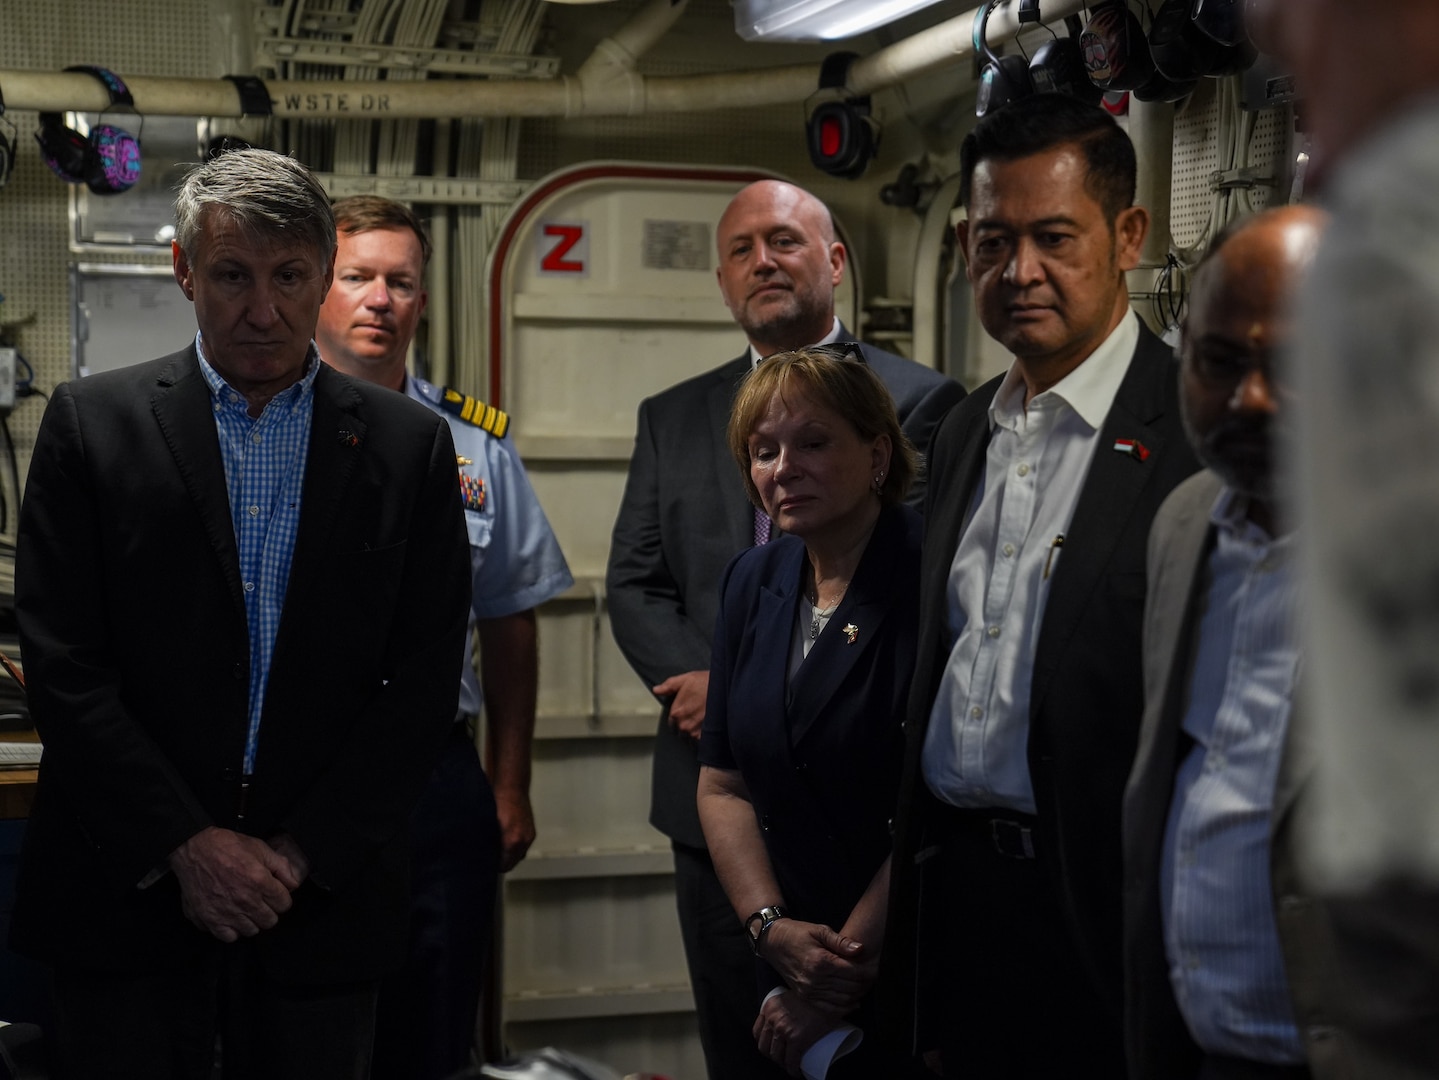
[727,346,919,509]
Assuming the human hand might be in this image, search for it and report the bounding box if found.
[494,787,537,871]
[753,990,838,1076]
[168,826,298,943]
[760,918,874,1016]
[653,670,709,740]
[266,833,310,888]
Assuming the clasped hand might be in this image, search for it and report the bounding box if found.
[760,917,875,1016]
[168,826,309,943]
[754,990,842,1078]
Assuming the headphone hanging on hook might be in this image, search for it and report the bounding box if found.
[1029,14,1104,104]
[974,0,1040,117]
[36,66,143,196]
[1081,0,1157,92]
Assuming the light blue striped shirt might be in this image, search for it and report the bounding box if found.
[196,334,318,774]
[1160,487,1304,1063]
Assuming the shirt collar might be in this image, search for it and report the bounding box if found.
[1209,483,1292,550]
[196,332,322,413]
[748,315,843,368]
[989,310,1140,431]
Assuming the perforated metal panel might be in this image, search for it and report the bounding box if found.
[0,0,235,475]
[1170,78,1293,257]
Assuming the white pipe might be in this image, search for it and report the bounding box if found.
[0,0,1071,120]
[571,0,691,116]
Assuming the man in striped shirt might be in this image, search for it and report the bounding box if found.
[1121,206,1355,1080]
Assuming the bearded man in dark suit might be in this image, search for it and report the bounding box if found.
[607,178,963,1079]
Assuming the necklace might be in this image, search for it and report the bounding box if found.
[806,581,849,639]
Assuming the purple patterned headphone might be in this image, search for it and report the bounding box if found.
[36,65,142,195]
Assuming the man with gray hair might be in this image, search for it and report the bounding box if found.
[11,148,471,1077]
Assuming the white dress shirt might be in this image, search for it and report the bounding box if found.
[1161,488,1304,1063]
[923,313,1139,813]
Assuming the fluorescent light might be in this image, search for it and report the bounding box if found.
[734,0,949,42]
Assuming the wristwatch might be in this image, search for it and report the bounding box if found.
[745,904,788,956]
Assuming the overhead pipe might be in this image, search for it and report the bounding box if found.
[0,0,1088,120]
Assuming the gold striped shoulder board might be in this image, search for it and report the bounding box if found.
[438,388,509,439]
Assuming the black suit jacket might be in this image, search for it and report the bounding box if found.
[12,346,471,983]
[607,340,964,849]
[878,320,1200,1050]
[699,502,919,937]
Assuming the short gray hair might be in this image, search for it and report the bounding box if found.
[174,148,335,263]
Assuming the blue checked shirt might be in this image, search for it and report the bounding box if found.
[196,335,318,774]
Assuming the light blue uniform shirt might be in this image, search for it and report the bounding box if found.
[197,334,319,774]
[406,377,573,717]
[1161,487,1304,1064]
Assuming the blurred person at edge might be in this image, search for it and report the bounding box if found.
[1247,0,1439,1073]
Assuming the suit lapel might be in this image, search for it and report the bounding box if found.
[1147,497,1219,819]
[1031,332,1172,712]
[286,366,367,603]
[149,347,246,621]
[710,355,758,552]
[920,382,997,655]
[751,547,802,742]
[789,508,903,747]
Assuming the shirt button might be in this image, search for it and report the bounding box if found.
[1002,544,1015,558]
[248,505,260,517]
[970,706,983,720]
[1016,463,1030,477]
[243,581,255,593]
[987,626,1001,639]
[251,433,262,444]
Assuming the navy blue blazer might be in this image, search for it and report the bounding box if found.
[608,339,963,851]
[698,502,920,935]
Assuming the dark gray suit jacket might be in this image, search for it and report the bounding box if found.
[1123,469,1359,1079]
[606,339,964,849]
[12,346,471,982]
[879,320,1200,1051]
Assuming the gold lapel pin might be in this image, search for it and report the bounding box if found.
[843,623,858,645]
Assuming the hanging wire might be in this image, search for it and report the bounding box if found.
[1152,252,1186,335]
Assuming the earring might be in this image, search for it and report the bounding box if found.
[873,472,885,495]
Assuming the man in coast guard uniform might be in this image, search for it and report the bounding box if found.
[317,195,573,1078]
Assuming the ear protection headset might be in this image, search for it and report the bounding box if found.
[805,53,879,180]
[0,83,14,192]
[1081,0,1156,92]
[1150,0,1256,79]
[36,65,142,195]
[1149,0,1222,81]
[1190,0,1247,46]
[1029,15,1104,105]
[974,0,1037,117]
